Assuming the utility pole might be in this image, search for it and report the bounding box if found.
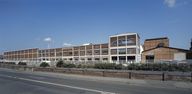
[190,38,192,51]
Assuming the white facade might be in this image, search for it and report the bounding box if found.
[109,33,140,63]
[3,33,141,65]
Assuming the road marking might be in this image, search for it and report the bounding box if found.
[0,74,116,94]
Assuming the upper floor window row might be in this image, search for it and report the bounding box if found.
[110,35,137,47]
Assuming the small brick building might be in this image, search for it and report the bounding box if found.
[142,37,191,63]
[142,46,189,63]
[143,37,169,51]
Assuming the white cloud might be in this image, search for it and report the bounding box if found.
[44,37,52,42]
[63,43,72,46]
[83,43,92,45]
[164,0,176,8]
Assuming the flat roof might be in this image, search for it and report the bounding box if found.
[145,37,168,41]
[39,43,108,50]
[4,48,39,53]
[109,32,139,38]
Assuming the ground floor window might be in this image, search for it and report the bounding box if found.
[87,58,92,61]
[69,58,73,61]
[127,56,135,63]
[103,58,108,61]
[119,56,126,63]
[146,55,154,63]
[95,58,100,61]
[81,58,85,61]
[74,58,79,61]
[112,56,117,61]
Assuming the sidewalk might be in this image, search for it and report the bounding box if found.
[25,69,192,90]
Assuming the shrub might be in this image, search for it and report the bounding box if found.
[77,64,94,68]
[40,62,50,67]
[56,60,76,68]
[115,64,123,70]
[160,63,169,71]
[127,63,138,70]
[6,62,16,65]
[18,62,27,66]
[63,63,76,68]
[53,61,192,72]
[94,63,117,69]
[177,63,191,72]
[77,64,82,68]
[56,60,64,67]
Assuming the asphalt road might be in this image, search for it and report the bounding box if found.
[0,68,191,94]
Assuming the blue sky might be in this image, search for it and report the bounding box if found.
[0,0,192,53]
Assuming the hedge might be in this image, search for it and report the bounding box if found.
[40,62,50,67]
[55,60,192,72]
[18,62,27,66]
[56,60,76,68]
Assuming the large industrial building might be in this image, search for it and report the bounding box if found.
[2,32,192,66]
[3,33,141,66]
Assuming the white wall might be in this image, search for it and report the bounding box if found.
[174,53,186,61]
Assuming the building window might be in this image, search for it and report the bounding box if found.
[119,56,126,63]
[111,49,117,55]
[112,56,117,61]
[94,45,100,49]
[80,46,85,50]
[102,49,108,55]
[81,58,85,61]
[94,50,100,55]
[110,37,117,47]
[69,58,73,61]
[86,50,92,55]
[56,52,62,56]
[74,47,80,50]
[127,35,136,46]
[86,45,92,50]
[127,56,135,62]
[74,58,79,61]
[50,53,55,57]
[101,44,108,48]
[80,51,85,56]
[119,48,126,54]
[146,55,154,63]
[127,48,136,54]
[95,58,100,61]
[63,52,67,56]
[118,36,126,46]
[103,58,108,61]
[88,58,92,61]
[74,51,79,56]
[68,52,73,56]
